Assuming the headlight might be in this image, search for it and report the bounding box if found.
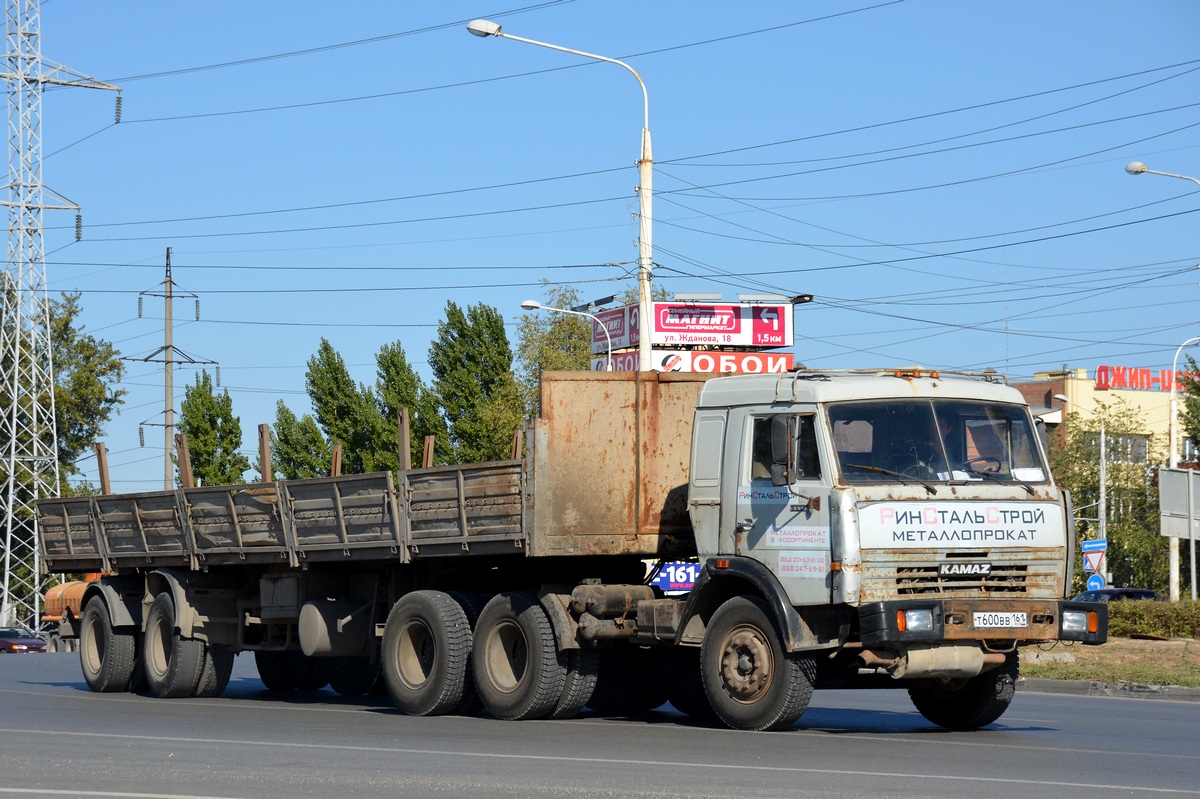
[899,608,934,632]
[1061,609,1088,633]
[12,644,27,651]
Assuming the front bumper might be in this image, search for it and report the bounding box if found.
[859,597,1107,647]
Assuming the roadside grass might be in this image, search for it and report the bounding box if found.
[1021,636,1200,688]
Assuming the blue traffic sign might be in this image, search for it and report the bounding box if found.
[1086,573,1105,591]
[1081,539,1108,553]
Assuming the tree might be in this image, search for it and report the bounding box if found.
[268,401,330,480]
[514,285,590,416]
[304,338,381,474]
[1177,354,1200,462]
[428,301,525,463]
[1049,398,1168,593]
[373,341,445,468]
[177,369,251,486]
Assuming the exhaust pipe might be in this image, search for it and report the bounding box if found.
[858,645,1008,679]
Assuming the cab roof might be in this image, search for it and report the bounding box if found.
[696,369,1027,408]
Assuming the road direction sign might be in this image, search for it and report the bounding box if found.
[1087,573,1105,591]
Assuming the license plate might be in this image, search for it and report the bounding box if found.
[973,611,1028,629]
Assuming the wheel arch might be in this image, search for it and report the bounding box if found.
[143,569,200,638]
[676,557,839,652]
[83,576,143,631]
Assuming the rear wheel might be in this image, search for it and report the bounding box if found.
[700,595,815,731]
[194,643,235,698]
[587,648,670,716]
[382,590,471,716]
[47,633,62,653]
[472,592,566,721]
[254,650,328,692]
[548,647,599,719]
[329,655,382,697]
[79,596,137,693]
[143,592,205,698]
[447,591,487,715]
[908,651,1018,730]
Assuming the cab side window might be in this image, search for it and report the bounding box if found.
[749,415,822,483]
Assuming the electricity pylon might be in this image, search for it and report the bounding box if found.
[0,0,119,627]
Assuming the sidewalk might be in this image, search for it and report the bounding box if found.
[1019,677,1200,702]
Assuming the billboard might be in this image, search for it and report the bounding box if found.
[592,350,795,374]
[590,302,794,354]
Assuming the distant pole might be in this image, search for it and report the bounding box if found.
[164,249,174,490]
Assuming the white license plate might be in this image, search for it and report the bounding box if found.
[973,611,1028,629]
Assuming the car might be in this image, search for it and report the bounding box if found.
[1071,588,1166,602]
[0,627,47,654]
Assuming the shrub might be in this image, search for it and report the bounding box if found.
[1107,599,1200,639]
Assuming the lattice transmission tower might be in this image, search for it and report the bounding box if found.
[0,0,118,627]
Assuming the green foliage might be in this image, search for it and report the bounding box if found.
[178,369,251,486]
[268,401,330,479]
[428,301,525,463]
[373,341,446,468]
[1049,398,1168,592]
[1178,354,1200,458]
[514,285,592,415]
[1108,599,1200,640]
[49,292,126,486]
[304,338,383,474]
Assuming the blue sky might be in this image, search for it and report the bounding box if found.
[37,0,1200,491]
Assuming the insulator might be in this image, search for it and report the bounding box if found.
[137,296,143,317]
[75,214,82,241]
[114,94,122,124]
[138,427,145,447]
[215,365,221,387]
[194,299,200,321]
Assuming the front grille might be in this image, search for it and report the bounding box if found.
[895,563,1028,595]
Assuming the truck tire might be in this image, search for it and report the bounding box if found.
[907,650,1019,730]
[700,595,815,732]
[472,591,567,721]
[447,591,487,715]
[667,647,716,721]
[79,595,137,693]
[143,592,205,698]
[547,647,599,719]
[329,655,381,697]
[383,590,471,716]
[254,650,329,692]
[47,633,62,653]
[194,644,235,698]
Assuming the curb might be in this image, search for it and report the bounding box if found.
[1019,677,1200,702]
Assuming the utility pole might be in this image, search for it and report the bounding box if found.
[0,0,119,628]
[129,248,216,490]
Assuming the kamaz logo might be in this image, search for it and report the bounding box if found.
[938,562,992,577]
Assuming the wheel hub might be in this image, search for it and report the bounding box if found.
[721,627,772,702]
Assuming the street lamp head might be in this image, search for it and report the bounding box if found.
[1053,393,1069,404]
[1125,161,1149,175]
[467,19,502,37]
[519,300,542,311]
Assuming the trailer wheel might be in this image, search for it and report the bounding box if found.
[700,595,815,731]
[143,592,205,698]
[383,590,471,716]
[547,647,599,719]
[329,655,382,697]
[472,591,567,721]
[907,651,1018,730]
[254,650,328,692]
[47,633,62,653]
[194,644,235,698]
[79,596,137,693]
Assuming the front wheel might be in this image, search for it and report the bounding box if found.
[700,595,815,731]
[907,651,1018,730]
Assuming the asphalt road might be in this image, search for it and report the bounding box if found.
[1,652,1198,799]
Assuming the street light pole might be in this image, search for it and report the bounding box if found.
[1125,161,1200,188]
[520,300,613,371]
[1169,336,1200,601]
[469,20,654,372]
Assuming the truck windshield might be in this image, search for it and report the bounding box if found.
[828,399,1046,486]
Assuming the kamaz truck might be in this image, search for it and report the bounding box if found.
[36,369,1106,731]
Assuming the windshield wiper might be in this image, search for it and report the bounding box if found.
[964,468,1035,495]
[842,463,938,495]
